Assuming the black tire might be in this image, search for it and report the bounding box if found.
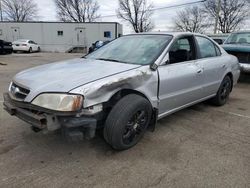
[37,47,41,52]
[104,94,152,150]
[210,76,232,106]
[29,47,32,53]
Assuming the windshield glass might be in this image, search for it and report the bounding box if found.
[15,40,28,43]
[225,32,250,44]
[86,34,172,65]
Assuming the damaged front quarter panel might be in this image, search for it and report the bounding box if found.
[69,66,159,109]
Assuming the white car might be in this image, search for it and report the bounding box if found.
[12,39,40,53]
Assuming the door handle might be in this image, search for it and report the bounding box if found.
[222,64,226,68]
[197,69,203,74]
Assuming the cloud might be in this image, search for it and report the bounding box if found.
[34,0,209,33]
[34,0,57,21]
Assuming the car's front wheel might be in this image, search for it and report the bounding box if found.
[211,75,232,106]
[104,94,152,150]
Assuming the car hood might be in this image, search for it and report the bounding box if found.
[222,44,250,52]
[13,58,141,97]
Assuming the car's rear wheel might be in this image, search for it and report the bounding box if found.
[211,75,232,106]
[104,94,152,150]
[37,47,41,52]
[29,47,32,53]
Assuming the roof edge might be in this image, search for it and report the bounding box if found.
[0,21,121,25]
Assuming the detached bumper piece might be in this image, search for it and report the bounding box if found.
[60,117,97,141]
[3,93,97,140]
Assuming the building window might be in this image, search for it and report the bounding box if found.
[57,31,63,36]
[104,31,111,38]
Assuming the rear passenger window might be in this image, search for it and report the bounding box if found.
[196,36,217,58]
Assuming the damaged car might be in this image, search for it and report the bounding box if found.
[222,31,250,73]
[3,32,240,150]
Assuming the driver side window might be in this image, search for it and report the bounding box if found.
[169,37,195,64]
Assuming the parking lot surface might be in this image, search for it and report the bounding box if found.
[0,53,250,188]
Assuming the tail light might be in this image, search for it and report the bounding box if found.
[21,44,27,46]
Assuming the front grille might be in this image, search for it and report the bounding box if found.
[10,82,30,101]
[226,51,250,64]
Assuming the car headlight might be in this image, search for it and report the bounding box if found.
[32,93,83,112]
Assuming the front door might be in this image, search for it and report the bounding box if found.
[158,36,204,116]
[76,28,86,46]
[11,27,20,41]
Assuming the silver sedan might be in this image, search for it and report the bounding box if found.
[4,32,240,150]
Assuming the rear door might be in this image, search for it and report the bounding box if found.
[194,36,227,96]
[158,35,204,116]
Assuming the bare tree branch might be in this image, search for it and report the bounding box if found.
[117,0,154,33]
[54,0,100,22]
[173,6,210,33]
[2,0,38,21]
[203,0,249,33]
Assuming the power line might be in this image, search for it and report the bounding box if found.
[100,0,207,18]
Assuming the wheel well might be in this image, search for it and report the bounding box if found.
[108,89,150,106]
[106,89,157,131]
[225,72,233,91]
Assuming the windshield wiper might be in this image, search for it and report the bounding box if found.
[96,58,131,64]
[96,58,120,62]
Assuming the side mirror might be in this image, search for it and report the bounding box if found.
[150,63,158,71]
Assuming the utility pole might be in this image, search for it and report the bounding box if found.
[214,0,221,34]
[0,0,3,21]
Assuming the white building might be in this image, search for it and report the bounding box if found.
[0,21,123,52]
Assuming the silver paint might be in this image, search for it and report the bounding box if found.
[11,32,241,120]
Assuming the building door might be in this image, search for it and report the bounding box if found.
[76,28,86,46]
[11,27,20,41]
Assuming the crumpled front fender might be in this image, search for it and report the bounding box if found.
[70,66,159,109]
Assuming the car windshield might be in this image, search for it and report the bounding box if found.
[15,40,28,43]
[86,34,172,65]
[224,32,250,45]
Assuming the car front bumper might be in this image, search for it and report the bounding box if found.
[3,93,98,139]
[240,63,250,73]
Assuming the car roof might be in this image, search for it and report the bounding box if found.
[128,31,208,38]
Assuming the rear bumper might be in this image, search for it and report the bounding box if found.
[12,46,29,51]
[0,46,13,53]
[240,63,250,73]
[3,93,98,139]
